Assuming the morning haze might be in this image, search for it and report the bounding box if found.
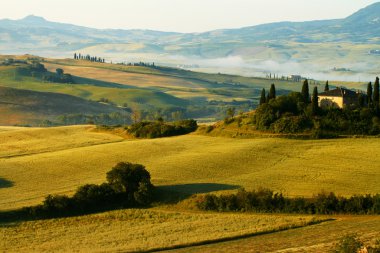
[1,1,380,252]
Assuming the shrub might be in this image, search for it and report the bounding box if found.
[334,234,363,253]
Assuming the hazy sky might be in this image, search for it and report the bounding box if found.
[0,0,379,32]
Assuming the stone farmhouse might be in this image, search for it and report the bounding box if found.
[318,87,360,109]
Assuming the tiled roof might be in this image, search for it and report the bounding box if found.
[319,87,357,98]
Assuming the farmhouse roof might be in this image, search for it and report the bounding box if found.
[318,87,357,98]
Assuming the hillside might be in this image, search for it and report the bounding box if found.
[1,3,380,80]
[0,55,317,124]
[0,86,128,126]
[1,126,379,211]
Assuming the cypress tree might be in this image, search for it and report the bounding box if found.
[374,77,379,110]
[268,84,276,100]
[311,86,319,115]
[74,53,77,60]
[302,79,310,103]
[324,81,329,92]
[260,88,266,105]
[367,82,373,107]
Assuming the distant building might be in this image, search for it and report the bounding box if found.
[318,87,360,109]
[289,75,302,82]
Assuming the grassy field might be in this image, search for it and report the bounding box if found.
[170,215,380,253]
[1,125,380,210]
[0,209,321,252]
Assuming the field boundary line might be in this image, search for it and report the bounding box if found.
[130,218,334,253]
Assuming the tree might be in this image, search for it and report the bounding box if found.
[367,82,373,107]
[106,162,153,201]
[268,84,276,100]
[324,81,329,92]
[260,88,266,105]
[301,79,310,103]
[374,77,379,112]
[226,107,236,118]
[74,53,77,60]
[56,68,64,76]
[311,86,319,116]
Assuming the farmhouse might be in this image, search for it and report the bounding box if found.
[318,87,359,109]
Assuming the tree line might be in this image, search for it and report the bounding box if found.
[255,77,380,136]
[196,188,380,215]
[74,53,105,63]
[1,162,154,220]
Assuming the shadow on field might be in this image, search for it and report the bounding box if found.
[0,178,13,188]
[155,183,240,204]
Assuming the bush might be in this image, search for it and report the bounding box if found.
[126,119,197,138]
[21,162,155,219]
[334,234,363,253]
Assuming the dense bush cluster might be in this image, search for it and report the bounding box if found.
[57,112,130,126]
[334,234,380,253]
[196,188,380,215]
[126,119,197,138]
[21,162,154,218]
[254,91,380,136]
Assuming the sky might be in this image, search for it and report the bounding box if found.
[0,0,379,33]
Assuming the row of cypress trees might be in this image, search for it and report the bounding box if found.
[259,77,380,114]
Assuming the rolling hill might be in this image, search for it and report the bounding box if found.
[0,86,128,125]
[0,3,379,80]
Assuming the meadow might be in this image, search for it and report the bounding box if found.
[1,125,380,252]
[1,209,321,252]
[1,125,380,210]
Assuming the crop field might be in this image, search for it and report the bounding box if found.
[1,126,380,211]
[170,215,380,253]
[0,209,321,252]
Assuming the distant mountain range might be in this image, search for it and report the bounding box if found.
[1,2,380,80]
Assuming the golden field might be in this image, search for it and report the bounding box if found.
[0,125,379,252]
[1,209,321,252]
[1,125,380,210]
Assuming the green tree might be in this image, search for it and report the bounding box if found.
[324,81,329,92]
[260,88,266,105]
[374,77,379,112]
[106,162,153,201]
[226,107,236,118]
[367,82,373,107]
[56,68,64,76]
[268,83,276,100]
[301,79,310,103]
[311,86,319,115]
[74,53,77,60]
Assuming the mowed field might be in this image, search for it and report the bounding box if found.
[1,125,380,210]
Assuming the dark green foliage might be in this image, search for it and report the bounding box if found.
[268,83,276,100]
[17,162,155,219]
[374,77,380,103]
[254,86,380,136]
[126,119,197,138]
[28,61,47,72]
[311,86,319,116]
[56,68,64,76]
[197,189,380,215]
[334,234,363,253]
[301,79,310,103]
[260,88,266,105]
[57,112,130,126]
[368,82,373,107]
[106,162,153,201]
[324,81,329,91]
[254,92,310,132]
